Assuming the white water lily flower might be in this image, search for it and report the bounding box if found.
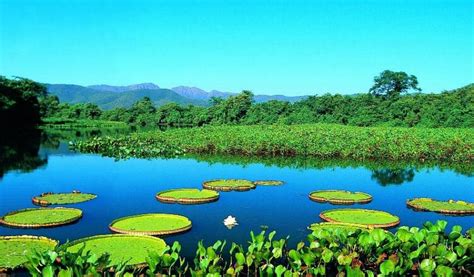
[223,215,238,229]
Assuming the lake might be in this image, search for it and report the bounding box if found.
[0,128,473,258]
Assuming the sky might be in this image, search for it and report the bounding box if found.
[0,0,472,95]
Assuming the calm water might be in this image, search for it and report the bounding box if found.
[0,129,473,258]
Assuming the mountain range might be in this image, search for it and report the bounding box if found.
[46,83,307,109]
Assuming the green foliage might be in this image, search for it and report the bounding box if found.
[369,70,421,97]
[0,76,46,127]
[4,75,473,128]
[74,124,474,163]
[23,221,474,276]
[105,84,473,128]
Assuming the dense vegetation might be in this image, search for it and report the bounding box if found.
[44,83,473,128]
[74,124,474,163]
[2,73,473,128]
[23,221,474,276]
[0,76,47,127]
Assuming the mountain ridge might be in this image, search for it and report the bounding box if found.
[46,82,308,110]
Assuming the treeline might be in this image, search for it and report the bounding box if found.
[2,74,473,128]
[43,84,474,128]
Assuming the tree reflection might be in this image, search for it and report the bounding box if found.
[0,128,47,179]
[371,168,415,186]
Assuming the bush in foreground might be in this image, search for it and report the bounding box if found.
[24,220,473,276]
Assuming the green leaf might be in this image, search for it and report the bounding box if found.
[420,259,436,273]
[322,248,333,263]
[275,265,286,277]
[235,252,245,265]
[41,265,54,277]
[435,265,453,277]
[380,260,395,275]
[57,269,72,277]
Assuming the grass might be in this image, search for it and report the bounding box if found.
[110,213,192,235]
[407,198,474,214]
[309,190,372,203]
[64,234,166,266]
[320,209,400,228]
[33,192,97,205]
[73,124,474,163]
[0,236,57,270]
[1,208,82,226]
[157,189,218,199]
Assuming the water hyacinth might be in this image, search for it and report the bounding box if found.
[19,221,474,276]
[72,124,473,163]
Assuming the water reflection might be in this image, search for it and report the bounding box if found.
[0,128,472,183]
[371,168,415,186]
[0,128,46,179]
[0,127,131,178]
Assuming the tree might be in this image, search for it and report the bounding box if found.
[0,76,47,127]
[369,70,421,98]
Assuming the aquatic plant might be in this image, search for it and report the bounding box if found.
[32,192,97,206]
[0,207,82,228]
[309,190,372,204]
[24,247,127,277]
[202,179,256,191]
[156,188,219,204]
[24,221,474,276]
[308,222,370,233]
[62,234,167,266]
[320,208,400,228]
[0,236,57,272]
[73,124,474,163]
[407,197,474,214]
[109,213,192,236]
[253,180,284,186]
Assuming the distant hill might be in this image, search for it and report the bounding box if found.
[46,84,207,109]
[88,83,160,92]
[46,83,308,109]
[170,86,306,103]
[171,86,233,100]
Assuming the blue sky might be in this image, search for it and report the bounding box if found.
[0,0,472,95]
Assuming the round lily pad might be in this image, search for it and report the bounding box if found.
[407,198,474,215]
[0,207,82,228]
[0,236,58,271]
[156,188,219,204]
[253,180,284,186]
[320,208,400,228]
[109,213,192,236]
[62,234,166,266]
[203,179,256,191]
[309,190,372,204]
[32,191,97,206]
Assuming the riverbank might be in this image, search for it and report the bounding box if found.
[74,124,473,163]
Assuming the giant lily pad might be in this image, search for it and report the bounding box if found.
[109,213,192,236]
[407,198,474,215]
[253,180,284,186]
[0,236,58,271]
[309,190,372,204]
[320,208,400,228]
[156,188,219,204]
[308,222,370,233]
[62,234,166,266]
[203,179,256,191]
[32,191,97,206]
[0,207,82,228]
